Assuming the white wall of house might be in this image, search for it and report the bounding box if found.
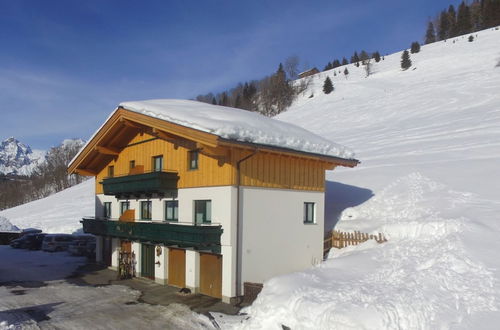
[110,237,119,270]
[155,246,169,285]
[178,186,237,300]
[239,186,324,289]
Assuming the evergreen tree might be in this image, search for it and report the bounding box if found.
[350,51,360,64]
[372,51,381,62]
[468,34,474,42]
[359,50,370,64]
[438,10,450,40]
[332,59,341,68]
[323,76,334,94]
[344,67,349,76]
[341,57,349,66]
[323,62,333,71]
[457,2,473,36]
[425,21,436,44]
[448,5,458,37]
[211,97,217,105]
[401,50,412,70]
[410,41,421,54]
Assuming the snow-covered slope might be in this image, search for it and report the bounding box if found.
[241,28,500,329]
[0,179,94,233]
[0,137,45,175]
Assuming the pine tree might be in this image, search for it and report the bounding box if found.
[468,34,474,42]
[410,41,421,54]
[323,62,333,71]
[401,50,412,70]
[332,59,341,68]
[344,67,349,76]
[323,76,334,94]
[211,97,217,105]
[341,57,349,65]
[456,2,472,36]
[438,10,450,40]
[448,5,458,37]
[372,51,381,62]
[359,50,370,64]
[350,51,360,64]
[425,21,436,44]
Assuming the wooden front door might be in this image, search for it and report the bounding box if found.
[200,253,222,298]
[141,244,155,279]
[168,248,186,288]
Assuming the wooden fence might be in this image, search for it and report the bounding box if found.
[324,230,387,257]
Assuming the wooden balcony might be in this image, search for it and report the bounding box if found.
[81,218,222,253]
[101,171,179,198]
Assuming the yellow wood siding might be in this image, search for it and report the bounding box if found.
[95,132,328,194]
[232,149,326,192]
[96,133,235,194]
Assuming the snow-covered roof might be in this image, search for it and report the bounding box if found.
[118,99,356,160]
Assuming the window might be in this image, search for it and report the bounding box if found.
[188,150,199,170]
[141,201,152,220]
[194,200,211,224]
[107,166,114,178]
[103,202,112,219]
[120,201,130,215]
[165,200,178,222]
[129,160,135,170]
[152,155,163,172]
[304,202,315,224]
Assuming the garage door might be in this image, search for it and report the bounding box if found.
[168,248,186,288]
[200,252,222,298]
[141,244,155,279]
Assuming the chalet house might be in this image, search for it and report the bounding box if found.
[68,99,358,303]
[298,67,320,79]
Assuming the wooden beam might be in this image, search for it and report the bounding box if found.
[95,146,120,156]
[152,128,197,150]
[75,168,97,176]
[120,118,147,130]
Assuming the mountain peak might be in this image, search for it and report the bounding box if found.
[0,137,41,176]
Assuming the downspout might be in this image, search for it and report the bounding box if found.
[235,149,258,299]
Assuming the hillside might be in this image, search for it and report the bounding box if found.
[0,179,94,233]
[239,28,500,329]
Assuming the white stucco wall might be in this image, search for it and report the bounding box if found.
[110,237,119,270]
[239,187,324,287]
[178,186,237,298]
[155,246,169,284]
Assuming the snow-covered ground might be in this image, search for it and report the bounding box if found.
[0,179,94,233]
[0,246,214,329]
[239,28,500,329]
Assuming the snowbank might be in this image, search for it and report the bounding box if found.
[241,174,498,330]
[0,179,94,233]
[0,216,19,232]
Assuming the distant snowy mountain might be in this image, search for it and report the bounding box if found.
[0,137,45,176]
[0,137,86,176]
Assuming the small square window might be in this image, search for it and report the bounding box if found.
[153,156,163,172]
[189,150,199,170]
[304,202,315,224]
[103,202,112,219]
[129,160,136,170]
[107,166,114,178]
[165,200,178,222]
[194,200,211,224]
[141,201,152,220]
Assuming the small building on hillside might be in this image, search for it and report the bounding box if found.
[298,67,320,79]
[68,99,358,303]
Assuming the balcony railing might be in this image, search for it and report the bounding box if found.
[101,171,179,198]
[81,217,222,253]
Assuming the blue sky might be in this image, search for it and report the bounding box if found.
[0,0,461,150]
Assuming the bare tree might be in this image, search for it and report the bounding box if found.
[364,59,372,77]
[284,56,300,80]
